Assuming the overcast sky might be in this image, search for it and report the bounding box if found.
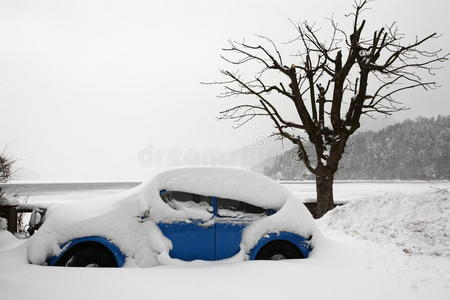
[1,0,449,181]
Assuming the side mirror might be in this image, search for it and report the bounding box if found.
[28,208,45,235]
[30,211,41,227]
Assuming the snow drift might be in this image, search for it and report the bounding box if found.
[28,167,317,267]
[319,187,450,257]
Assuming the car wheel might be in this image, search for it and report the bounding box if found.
[57,245,117,267]
[255,240,303,260]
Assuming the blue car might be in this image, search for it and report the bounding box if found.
[29,168,314,267]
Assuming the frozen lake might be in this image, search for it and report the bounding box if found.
[2,180,449,206]
[283,180,450,203]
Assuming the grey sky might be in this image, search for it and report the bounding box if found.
[1,0,449,181]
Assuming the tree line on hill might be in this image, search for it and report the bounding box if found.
[254,116,450,180]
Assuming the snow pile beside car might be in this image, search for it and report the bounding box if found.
[319,187,450,257]
[28,167,316,267]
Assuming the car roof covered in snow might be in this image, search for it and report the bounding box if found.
[140,167,290,209]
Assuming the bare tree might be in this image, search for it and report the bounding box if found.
[0,150,14,200]
[206,1,448,217]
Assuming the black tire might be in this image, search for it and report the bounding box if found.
[255,240,303,260]
[55,244,118,267]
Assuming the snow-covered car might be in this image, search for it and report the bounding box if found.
[28,167,317,267]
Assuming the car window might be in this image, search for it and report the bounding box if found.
[160,190,213,221]
[217,197,266,220]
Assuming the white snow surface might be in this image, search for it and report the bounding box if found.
[2,186,450,300]
[319,187,450,257]
[27,167,316,267]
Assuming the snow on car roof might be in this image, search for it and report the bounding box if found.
[141,167,290,209]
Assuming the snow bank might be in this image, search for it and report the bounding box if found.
[319,187,450,257]
[0,230,24,253]
[28,167,316,267]
[0,230,15,244]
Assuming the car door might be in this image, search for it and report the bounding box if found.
[157,191,215,261]
[215,197,267,260]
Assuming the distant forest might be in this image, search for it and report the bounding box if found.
[254,116,450,180]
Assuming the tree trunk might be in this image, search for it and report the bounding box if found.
[315,172,335,218]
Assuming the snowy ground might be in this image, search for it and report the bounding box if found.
[1,183,449,299]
